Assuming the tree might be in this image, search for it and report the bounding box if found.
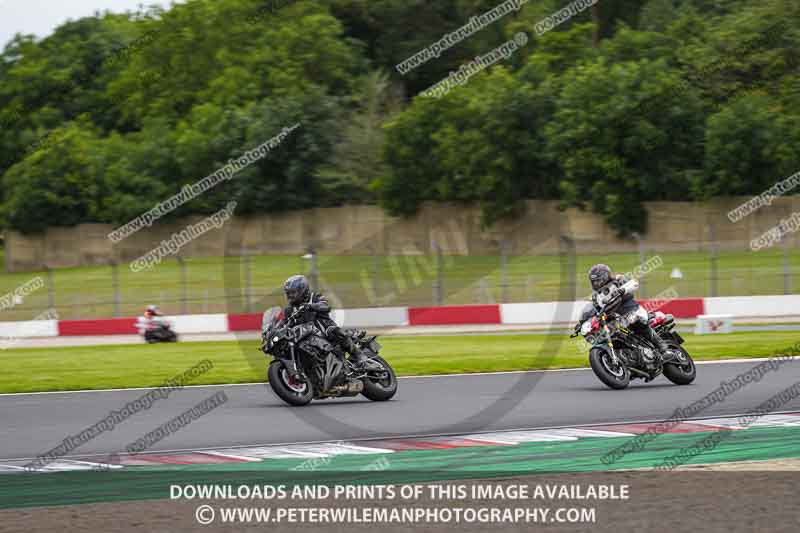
[545,57,706,236]
[699,94,800,198]
[1,118,104,233]
[316,70,402,204]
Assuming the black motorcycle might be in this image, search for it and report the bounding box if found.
[138,317,178,343]
[260,307,398,406]
[572,301,696,390]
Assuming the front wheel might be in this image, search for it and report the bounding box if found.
[663,346,696,385]
[589,347,630,390]
[268,361,314,406]
[361,355,397,401]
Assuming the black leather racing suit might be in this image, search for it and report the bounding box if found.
[284,293,360,357]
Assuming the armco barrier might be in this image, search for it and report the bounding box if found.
[408,305,501,326]
[501,301,585,325]
[641,298,705,318]
[705,295,800,318]
[228,307,410,332]
[228,313,262,332]
[336,307,409,328]
[58,317,138,336]
[2,296,790,338]
[171,314,228,334]
[0,319,59,339]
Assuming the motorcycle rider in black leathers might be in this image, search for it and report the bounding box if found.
[588,264,669,359]
[282,275,367,369]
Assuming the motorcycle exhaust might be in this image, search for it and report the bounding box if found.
[330,380,364,396]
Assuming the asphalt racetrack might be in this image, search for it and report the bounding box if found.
[2,359,799,464]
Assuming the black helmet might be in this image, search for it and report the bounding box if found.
[284,275,310,306]
[588,264,612,291]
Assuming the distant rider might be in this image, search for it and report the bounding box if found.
[588,264,669,358]
[136,305,169,335]
[282,275,367,368]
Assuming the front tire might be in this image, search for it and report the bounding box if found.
[589,347,630,390]
[268,361,314,406]
[361,355,397,401]
[663,346,696,385]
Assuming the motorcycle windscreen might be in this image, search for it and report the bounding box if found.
[578,303,596,323]
[261,306,283,332]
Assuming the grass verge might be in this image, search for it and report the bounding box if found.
[1,331,798,394]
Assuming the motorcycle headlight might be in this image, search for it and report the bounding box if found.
[580,320,592,336]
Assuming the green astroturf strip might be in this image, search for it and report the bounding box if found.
[2,425,800,509]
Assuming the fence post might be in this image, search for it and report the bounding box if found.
[560,235,576,300]
[308,249,319,293]
[372,247,380,305]
[500,239,509,303]
[111,261,121,317]
[783,236,792,295]
[526,275,535,302]
[45,266,55,311]
[177,255,188,315]
[433,241,444,305]
[633,232,646,298]
[241,253,251,313]
[708,223,718,297]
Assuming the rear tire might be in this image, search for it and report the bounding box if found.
[361,355,397,401]
[589,347,630,390]
[268,361,314,406]
[663,346,696,385]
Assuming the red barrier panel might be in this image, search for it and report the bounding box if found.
[408,305,501,326]
[58,317,138,336]
[642,298,704,318]
[227,313,263,332]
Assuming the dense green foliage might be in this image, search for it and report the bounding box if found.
[0,0,797,235]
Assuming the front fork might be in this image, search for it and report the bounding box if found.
[601,313,620,364]
[283,342,300,378]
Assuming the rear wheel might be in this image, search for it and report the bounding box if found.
[663,346,696,385]
[589,347,630,390]
[268,361,314,406]
[361,355,397,401]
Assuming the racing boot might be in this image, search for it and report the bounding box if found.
[346,338,368,369]
[640,325,670,360]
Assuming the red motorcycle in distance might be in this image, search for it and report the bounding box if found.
[136,315,178,344]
